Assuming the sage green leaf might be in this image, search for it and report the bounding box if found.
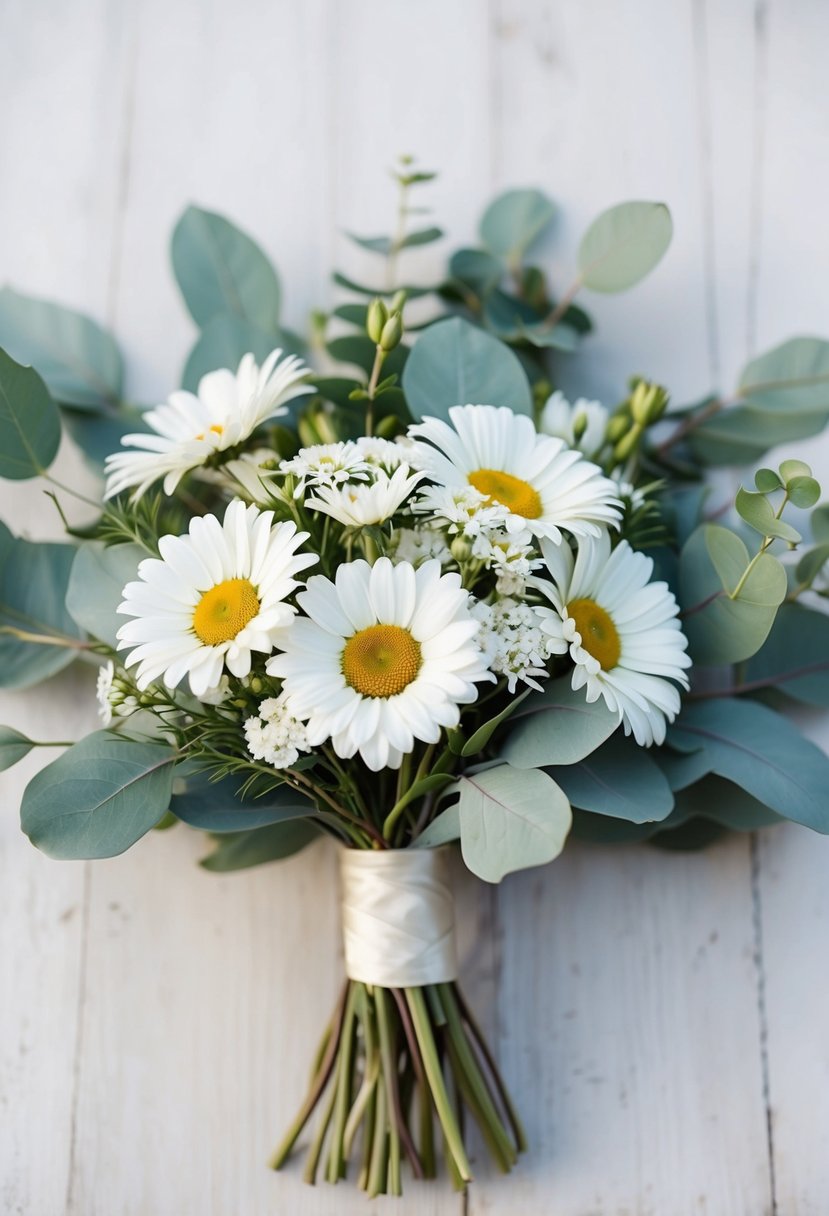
[333,272,436,301]
[0,536,83,688]
[172,205,280,330]
[811,503,829,542]
[550,734,674,822]
[577,201,673,293]
[787,476,820,509]
[171,767,316,833]
[63,404,149,468]
[754,467,782,492]
[66,542,143,648]
[327,334,408,379]
[739,337,829,414]
[0,287,123,409]
[667,697,829,832]
[0,348,61,479]
[346,227,443,256]
[449,248,504,294]
[741,602,829,706]
[479,189,556,260]
[182,312,303,394]
[679,525,786,664]
[795,541,829,586]
[461,688,531,757]
[412,804,461,849]
[689,405,829,466]
[402,317,532,422]
[200,819,319,871]
[735,487,800,543]
[21,732,176,859]
[0,725,34,772]
[501,677,620,768]
[458,764,571,883]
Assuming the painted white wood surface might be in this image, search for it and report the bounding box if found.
[1,2,828,1213]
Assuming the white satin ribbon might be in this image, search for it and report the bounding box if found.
[339,847,458,988]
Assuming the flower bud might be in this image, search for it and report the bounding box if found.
[613,422,643,464]
[379,311,403,352]
[629,379,670,427]
[390,289,407,313]
[605,412,630,443]
[366,298,388,344]
[450,536,474,563]
[250,676,264,695]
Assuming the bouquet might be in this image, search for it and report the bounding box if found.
[3,162,829,1198]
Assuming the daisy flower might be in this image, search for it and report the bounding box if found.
[104,349,313,500]
[540,390,609,459]
[279,441,370,496]
[267,557,492,771]
[306,464,423,527]
[117,499,317,697]
[408,405,620,543]
[355,435,405,469]
[538,531,691,746]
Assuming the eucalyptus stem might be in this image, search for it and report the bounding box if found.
[730,489,790,600]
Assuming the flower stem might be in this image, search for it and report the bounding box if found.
[405,987,472,1183]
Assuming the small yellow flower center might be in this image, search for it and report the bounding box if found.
[341,624,422,698]
[468,468,542,519]
[568,598,621,671]
[195,424,225,441]
[192,578,260,646]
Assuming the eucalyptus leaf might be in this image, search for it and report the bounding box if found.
[461,689,531,757]
[0,536,83,688]
[689,405,829,466]
[345,227,443,256]
[333,272,437,301]
[787,476,820,509]
[448,248,504,295]
[0,348,61,479]
[739,337,829,414]
[0,287,123,409]
[21,732,176,859]
[0,725,34,772]
[63,404,149,468]
[199,819,320,871]
[549,734,674,822]
[412,804,461,849]
[66,543,143,648]
[172,206,280,330]
[171,767,316,832]
[577,201,673,293]
[402,317,532,422]
[501,677,620,768]
[479,189,556,260]
[458,764,571,883]
[741,602,829,706]
[795,541,829,586]
[735,487,800,543]
[667,698,829,833]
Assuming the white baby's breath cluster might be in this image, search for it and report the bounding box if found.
[472,599,566,693]
[96,660,140,727]
[244,695,311,769]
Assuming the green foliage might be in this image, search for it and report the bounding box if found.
[667,698,829,833]
[182,312,304,394]
[689,405,828,466]
[199,819,320,871]
[402,317,532,422]
[65,542,144,648]
[172,205,281,330]
[479,189,556,261]
[679,524,787,665]
[0,287,123,410]
[412,804,461,849]
[577,201,673,293]
[0,348,61,479]
[0,532,83,688]
[501,677,620,768]
[457,764,571,882]
[448,248,503,295]
[741,603,829,706]
[549,733,674,822]
[738,337,829,414]
[21,732,176,859]
[735,487,801,543]
[0,725,34,772]
[171,766,317,832]
[345,227,443,256]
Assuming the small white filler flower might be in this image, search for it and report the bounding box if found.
[117,499,317,696]
[104,349,313,500]
[306,464,423,527]
[539,390,609,458]
[538,531,692,746]
[408,404,620,543]
[268,557,492,771]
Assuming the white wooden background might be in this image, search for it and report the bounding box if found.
[2,2,828,1213]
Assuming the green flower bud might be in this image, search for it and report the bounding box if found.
[390,289,408,313]
[379,311,404,352]
[249,676,264,695]
[605,412,631,443]
[366,298,388,344]
[629,379,670,427]
[450,536,474,563]
[613,422,643,464]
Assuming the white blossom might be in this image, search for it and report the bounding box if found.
[244,695,310,769]
[472,598,566,693]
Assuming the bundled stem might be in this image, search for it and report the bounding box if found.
[271,979,524,1196]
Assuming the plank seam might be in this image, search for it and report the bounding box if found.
[692,0,721,387]
[750,832,778,1216]
[746,0,770,357]
[106,6,142,327]
[63,862,91,1216]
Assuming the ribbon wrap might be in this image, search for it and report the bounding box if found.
[340,847,458,988]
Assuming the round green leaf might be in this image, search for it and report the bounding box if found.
[448,247,504,294]
[0,725,34,772]
[549,734,674,822]
[501,677,620,768]
[172,205,281,330]
[787,475,820,509]
[200,820,320,872]
[577,201,673,293]
[690,404,829,466]
[735,487,800,543]
[742,602,829,706]
[754,467,782,492]
[402,316,532,422]
[0,348,61,479]
[171,767,316,833]
[0,287,123,410]
[21,732,176,859]
[458,764,572,883]
[739,337,829,414]
[479,189,556,260]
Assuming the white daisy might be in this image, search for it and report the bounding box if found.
[306,464,423,527]
[267,557,492,771]
[279,441,370,496]
[355,436,405,469]
[540,390,609,459]
[104,350,313,500]
[117,499,317,697]
[538,532,692,746]
[408,405,620,543]
[389,526,452,567]
[412,483,511,539]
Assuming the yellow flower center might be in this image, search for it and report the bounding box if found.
[568,598,621,671]
[195,424,225,441]
[468,468,542,519]
[192,578,260,645]
[341,624,422,698]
